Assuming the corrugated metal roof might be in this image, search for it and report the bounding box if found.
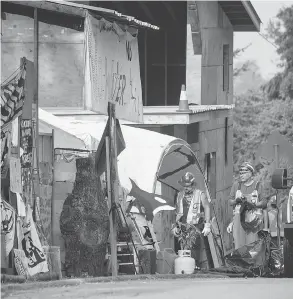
[189,104,234,114]
[4,1,160,30]
[46,0,160,30]
[143,104,234,115]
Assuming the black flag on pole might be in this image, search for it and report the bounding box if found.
[95,118,126,177]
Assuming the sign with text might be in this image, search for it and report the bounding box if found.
[9,157,22,194]
[20,119,33,168]
[85,14,143,123]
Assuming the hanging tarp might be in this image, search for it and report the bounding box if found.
[38,108,91,151]
[84,13,143,123]
[1,198,16,257]
[52,119,210,200]
[1,62,26,129]
[38,110,211,206]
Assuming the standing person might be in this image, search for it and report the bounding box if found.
[172,172,211,269]
[228,162,268,250]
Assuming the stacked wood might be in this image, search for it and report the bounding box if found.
[60,154,109,277]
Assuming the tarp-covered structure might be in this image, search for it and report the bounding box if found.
[38,108,211,205]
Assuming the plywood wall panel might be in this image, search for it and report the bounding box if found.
[222,8,233,29]
[52,181,75,248]
[212,188,234,255]
[228,64,234,104]
[201,28,224,67]
[40,185,53,244]
[42,135,53,164]
[201,66,219,105]
[186,25,202,105]
[174,124,188,141]
[215,128,225,191]
[196,1,219,29]
[1,14,84,108]
[152,181,176,251]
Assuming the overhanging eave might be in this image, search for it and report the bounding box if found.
[219,1,261,32]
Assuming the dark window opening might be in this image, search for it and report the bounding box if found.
[225,117,228,165]
[137,2,187,106]
[223,44,229,92]
[205,152,216,200]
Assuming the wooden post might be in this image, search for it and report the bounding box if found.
[144,31,148,106]
[33,8,39,172]
[107,102,118,277]
[32,8,41,222]
[164,31,168,106]
[274,144,281,247]
[274,144,279,169]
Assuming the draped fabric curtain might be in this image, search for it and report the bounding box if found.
[84,12,143,123]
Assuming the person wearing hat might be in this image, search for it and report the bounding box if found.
[228,162,268,250]
[172,172,211,269]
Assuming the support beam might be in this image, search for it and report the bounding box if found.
[32,8,41,223]
[107,103,119,277]
[138,2,156,23]
[9,0,86,18]
[164,32,168,106]
[162,2,178,23]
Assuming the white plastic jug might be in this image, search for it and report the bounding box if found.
[174,250,195,275]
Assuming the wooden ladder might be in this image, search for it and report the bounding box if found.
[106,242,140,275]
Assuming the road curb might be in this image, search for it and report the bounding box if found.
[1,273,229,293]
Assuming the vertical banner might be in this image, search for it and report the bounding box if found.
[85,13,143,122]
[20,119,33,205]
[20,119,33,168]
[17,205,48,276]
[0,198,16,256]
[1,124,11,179]
[0,62,26,129]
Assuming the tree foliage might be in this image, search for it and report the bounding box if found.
[233,5,293,201]
[233,43,252,78]
[262,5,293,100]
[233,95,293,198]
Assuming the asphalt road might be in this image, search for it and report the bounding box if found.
[3,278,293,299]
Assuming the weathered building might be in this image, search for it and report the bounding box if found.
[1,1,261,258]
[43,1,261,255]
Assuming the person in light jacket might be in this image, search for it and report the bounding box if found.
[172,172,211,269]
[227,162,268,250]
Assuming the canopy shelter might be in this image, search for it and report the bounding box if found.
[38,108,211,208]
[39,109,216,256]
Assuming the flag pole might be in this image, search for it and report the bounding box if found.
[107,102,118,277]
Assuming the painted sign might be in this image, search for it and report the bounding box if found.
[14,249,30,278]
[10,157,22,194]
[19,119,33,205]
[85,13,143,123]
[17,205,49,276]
[1,124,11,179]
